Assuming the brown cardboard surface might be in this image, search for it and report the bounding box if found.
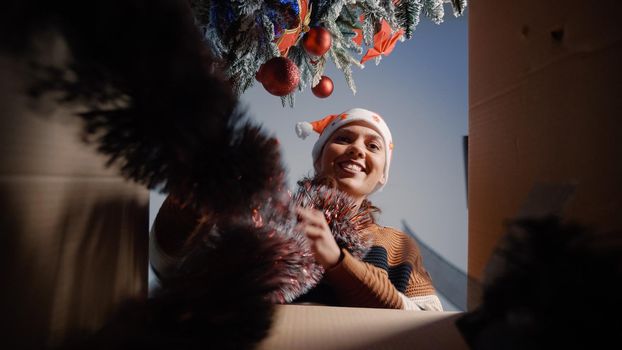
[259,305,467,350]
[468,0,622,304]
[0,178,148,348]
[0,48,121,177]
[470,0,622,106]
[1,45,149,348]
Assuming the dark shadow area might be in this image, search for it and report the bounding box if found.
[0,185,148,349]
[52,196,148,342]
[0,186,50,349]
[456,216,622,350]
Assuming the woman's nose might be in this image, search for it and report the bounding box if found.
[347,144,365,158]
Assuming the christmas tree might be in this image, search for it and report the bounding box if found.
[189,0,467,105]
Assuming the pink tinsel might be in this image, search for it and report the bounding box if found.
[248,177,374,303]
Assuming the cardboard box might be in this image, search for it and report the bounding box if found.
[0,44,148,348]
[259,305,467,350]
[468,0,622,306]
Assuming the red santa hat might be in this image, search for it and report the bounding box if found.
[295,107,393,192]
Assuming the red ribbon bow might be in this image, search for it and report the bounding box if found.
[360,20,404,64]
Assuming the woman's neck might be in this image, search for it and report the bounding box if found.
[352,196,365,212]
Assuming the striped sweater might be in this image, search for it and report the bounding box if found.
[296,224,442,311]
[150,196,442,311]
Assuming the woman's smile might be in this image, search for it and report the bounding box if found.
[336,160,366,174]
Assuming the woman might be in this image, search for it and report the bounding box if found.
[150,108,442,311]
[293,107,442,311]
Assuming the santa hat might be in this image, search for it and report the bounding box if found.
[295,108,393,192]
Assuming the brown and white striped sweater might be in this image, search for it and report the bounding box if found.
[296,224,442,311]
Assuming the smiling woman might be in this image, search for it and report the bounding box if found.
[293,108,443,311]
[149,108,443,311]
[315,122,387,199]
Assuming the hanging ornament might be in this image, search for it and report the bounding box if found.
[256,57,300,96]
[311,76,333,98]
[302,26,332,56]
[275,0,312,56]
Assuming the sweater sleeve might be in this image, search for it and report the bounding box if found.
[323,249,405,309]
[149,195,200,281]
[323,225,441,310]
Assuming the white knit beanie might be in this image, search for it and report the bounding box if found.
[295,107,393,192]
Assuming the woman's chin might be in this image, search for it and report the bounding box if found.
[334,178,366,197]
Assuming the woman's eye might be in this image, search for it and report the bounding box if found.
[334,135,350,143]
[368,143,380,151]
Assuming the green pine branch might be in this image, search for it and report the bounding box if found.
[395,0,422,40]
[188,0,466,105]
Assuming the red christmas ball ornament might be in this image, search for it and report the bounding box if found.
[312,76,334,98]
[302,27,332,56]
[256,57,300,96]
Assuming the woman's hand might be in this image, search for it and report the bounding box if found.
[295,207,342,269]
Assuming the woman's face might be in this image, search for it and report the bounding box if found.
[315,121,387,199]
